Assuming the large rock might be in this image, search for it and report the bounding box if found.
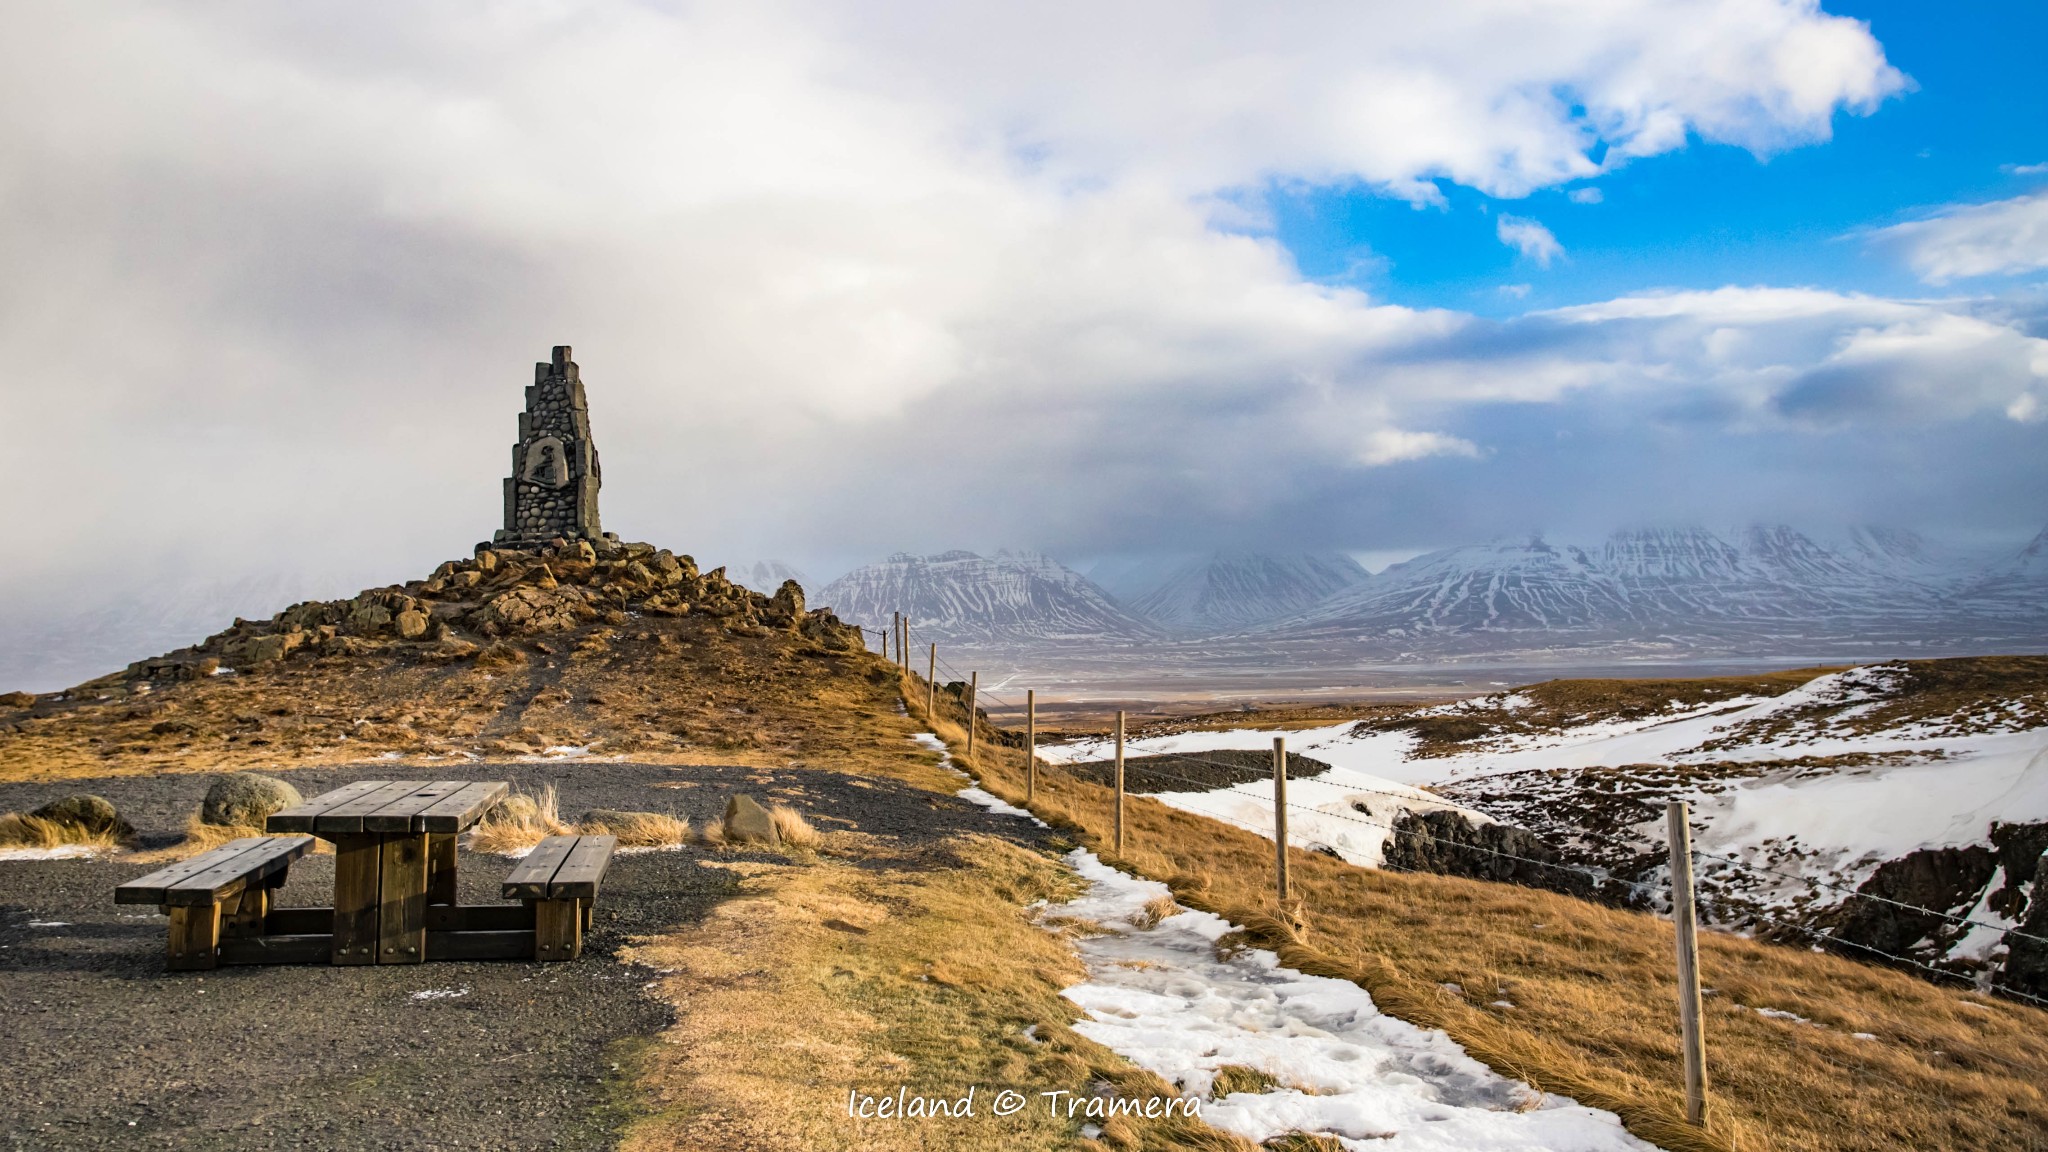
[201,773,303,828]
[723,794,780,846]
[30,794,134,839]
[0,691,36,708]
[395,609,431,640]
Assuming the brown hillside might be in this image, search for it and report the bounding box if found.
[0,541,945,788]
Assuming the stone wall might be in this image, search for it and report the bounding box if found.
[495,345,607,547]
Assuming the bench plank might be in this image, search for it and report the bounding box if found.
[312,781,436,835]
[501,836,578,901]
[546,835,617,900]
[161,836,314,906]
[416,781,510,833]
[266,780,394,834]
[362,780,472,833]
[115,838,271,904]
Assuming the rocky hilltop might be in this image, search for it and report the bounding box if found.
[0,538,873,782]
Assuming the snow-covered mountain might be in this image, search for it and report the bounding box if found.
[730,559,810,595]
[815,551,1163,644]
[1266,525,2034,658]
[1127,551,1371,633]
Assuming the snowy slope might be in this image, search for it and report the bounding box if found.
[1129,551,1370,633]
[1042,660,2048,991]
[816,550,1163,643]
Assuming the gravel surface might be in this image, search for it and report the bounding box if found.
[0,758,1049,1150]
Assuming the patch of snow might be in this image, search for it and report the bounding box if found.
[410,987,469,1001]
[0,845,101,861]
[1045,848,1655,1151]
[26,921,71,928]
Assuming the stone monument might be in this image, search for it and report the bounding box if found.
[494,346,608,548]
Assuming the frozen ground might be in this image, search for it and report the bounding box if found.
[944,743,1659,1151]
[1043,668,2048,904]
[1048,851,1655,1150]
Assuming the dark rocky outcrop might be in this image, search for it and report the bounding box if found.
[1383,808,1598,901]
[1825,844,1999,959]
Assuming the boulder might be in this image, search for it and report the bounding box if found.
[201,773,304,827]
[770,580,805,626]
[490,794,540,823]
[723,794,780,846]
[30,794,134,840]
[395,609,430,640]
[0,691,35,708]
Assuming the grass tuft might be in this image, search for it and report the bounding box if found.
[0,812,121,851]
[1130,894,1180,930]
[577,811,691,848]
[1210,1064,1282,1099]
[767,805,821,849]
[470,784,571,854]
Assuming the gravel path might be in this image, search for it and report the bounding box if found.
[0,758,1048,1150]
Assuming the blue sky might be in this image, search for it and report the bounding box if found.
[1273,1,2048,315]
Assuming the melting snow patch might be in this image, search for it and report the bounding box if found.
[26,921,71,928]
[0,846,100,861]
[411,987,469,1001]
[1043,848,1656,1151]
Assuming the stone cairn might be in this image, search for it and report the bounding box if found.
[494,345,611,549]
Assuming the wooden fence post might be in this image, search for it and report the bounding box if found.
[1114,709,1126,856]
[880,622,889,662]
[1026,690,1037,802]
[899,615,909,673]
[1667,799,1710,1128]
[926,643,937,723]
[966,672,978,761]
[1273,736,1289,902]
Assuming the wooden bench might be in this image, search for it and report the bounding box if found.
[116,836,315,971]
[502,834,617,962]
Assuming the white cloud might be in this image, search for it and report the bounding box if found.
[1357,429,1484,467]
[1497,215,1565,266]
[1871,190,2048,282]
[1568,187,1604,204]
[1499,283,1533,299]
[0,0,1958,672]
[2001,162,2048,176]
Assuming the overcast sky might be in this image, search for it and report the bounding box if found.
[4,1,2047,624]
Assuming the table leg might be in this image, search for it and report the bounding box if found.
[331,835,381,966]
[379,833,428,964]
[534,898,582,962]
[167,903,221,971]
[426,833,458,906]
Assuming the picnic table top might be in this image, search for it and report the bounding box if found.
[266,779,510,837]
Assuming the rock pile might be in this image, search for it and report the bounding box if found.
[123,538,863,680]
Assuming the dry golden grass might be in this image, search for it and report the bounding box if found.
[0,811,122,851]
[619,833,1248,1152]
[124,813,339,863]
[575,810,692,848]
[468,784,571,855]
[944,725,2048,1152]
[767,804,822,850]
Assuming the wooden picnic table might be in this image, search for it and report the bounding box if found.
[118,779,619,969]
[267,779,510,965]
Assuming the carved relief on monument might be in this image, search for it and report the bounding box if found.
[520,436,570,488]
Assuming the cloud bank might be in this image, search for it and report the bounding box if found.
[7,0,2037,658]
